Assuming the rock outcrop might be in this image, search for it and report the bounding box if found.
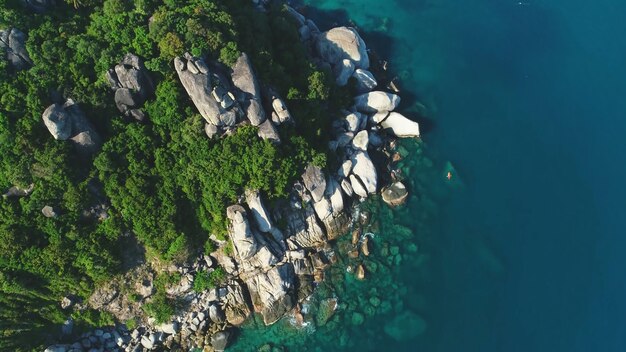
[246,264,295,325]
[0,28,32,70]
[175,53,242,131]
[231,53,266,126]
[226,205,259,260]
[106,53,154,121]
[42,99,101,154]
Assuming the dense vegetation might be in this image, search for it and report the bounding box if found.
[0,0,348,349]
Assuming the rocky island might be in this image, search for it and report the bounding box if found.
[0,1,420,351]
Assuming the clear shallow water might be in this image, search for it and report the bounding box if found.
[231,0,626,351]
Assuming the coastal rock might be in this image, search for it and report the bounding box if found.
[284,195,327,249]
[382,182,409,207]
[352,68,378,93]
[257,119,280,144]
[302,164,326,203]
[379,112,420,138]
[335,59,356,86]
[246,264,296,325]
[326,178,345,214]
[316,27,369,70]
[349,174,368,198]
[106,53,154,120]
[245,189,273,233]
[352,130,369,151]
[222,281,252,326]
[209,303,226,323]
[175,53,239,127]
[344,112,364,132]
[211,331,231,351]
[42,99,101,154]
[338,160,353,179]
[341,178,354,197]
[354,91,401,113]
[231,53,266,126]
[350,151,378,195]
[226,205,258,260]
[0,28,32,70]
[313,197,333,221]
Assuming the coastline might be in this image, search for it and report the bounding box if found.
[43,2,423,352]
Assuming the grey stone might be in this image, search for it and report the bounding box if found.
[231,53,266,126]
[245,189,273,233]
[316,27,369,69]
[0,28,32,70]
[211,330,231,352]
[245,264,296,325]
[350,151,377,195]
[257,119,280,144]
[226,205,258,260]
[382,181,409,207]
[302,164,326,203]
[175,53,240,127]
[42,99,101,154]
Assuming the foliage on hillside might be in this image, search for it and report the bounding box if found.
[0,0,348,350]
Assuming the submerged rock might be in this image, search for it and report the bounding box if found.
[384,311,427,341]
[211,330,231,351]
[382,182,409,207]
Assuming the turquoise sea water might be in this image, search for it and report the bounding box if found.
[231,1,626,351]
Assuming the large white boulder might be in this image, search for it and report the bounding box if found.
[380,112,420,138]
[354,91,401,113]
[351,151,377,194]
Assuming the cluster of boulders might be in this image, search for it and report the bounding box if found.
[41,99,102,155]
[0,27,32,70]
[106,53,154,122]
[44,326,132,352]
[45,4,422,352]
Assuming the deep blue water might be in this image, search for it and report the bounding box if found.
[297,0,626,351]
